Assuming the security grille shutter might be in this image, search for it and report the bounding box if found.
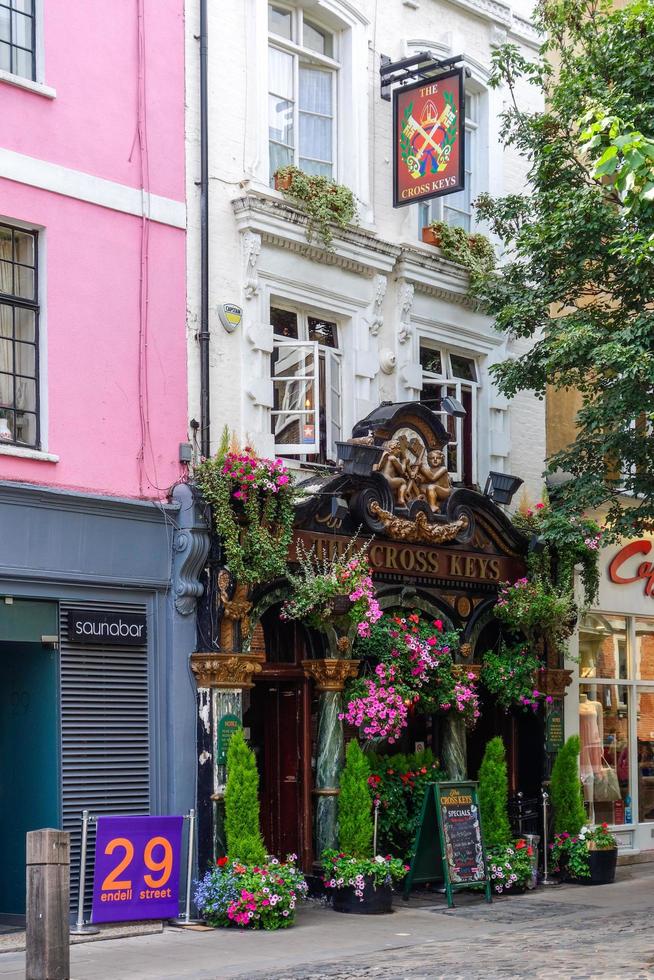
[60,602,150,912]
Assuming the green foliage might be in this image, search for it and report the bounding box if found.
[195,444,298,586]
[512,499,602,608]
[474,0,654,537]
[494,577,576,658]
[224,729,267,865]
[481,641,543,711]
[486,840,534,894]
[428,221,496,283]
[478,737,511,849]
[551,824,617,880]
[338,739,373,858]
[550,736,587,836]
[366,748,446,861]
[322,851,408,891]
[275,165,357,249]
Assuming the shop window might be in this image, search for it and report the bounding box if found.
[0,222,39,448]
[268,3,338,180]
[419,341,477,485]
[635,618,654,680]
[579,614,628,680]
[270,304,342,463]
[0,0,35,80]
[418,87,483,235]
[636,690,654,822]
[579,682,630,827]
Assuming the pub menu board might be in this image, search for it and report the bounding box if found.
[403,781,491,907]
[438,783,486,885]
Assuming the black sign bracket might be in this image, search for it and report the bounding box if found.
[380,52,469,102]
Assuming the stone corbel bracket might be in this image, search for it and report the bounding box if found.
[172,484,210,616]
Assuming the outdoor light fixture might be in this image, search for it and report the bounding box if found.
[441,394,467,418]
[331,496,350,522]
[484,471,523,506]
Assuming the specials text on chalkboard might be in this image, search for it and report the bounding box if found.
[438,784,485,884]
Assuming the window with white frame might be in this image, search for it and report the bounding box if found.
[270,305,342,464]
[419,341,478,486]
[0,222,39,448]
[268,3,338,180]
[0,0,36,80]
[419,87,482,235]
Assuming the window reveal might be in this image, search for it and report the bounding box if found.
[0,0,35,80]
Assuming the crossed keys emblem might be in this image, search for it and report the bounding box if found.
[403,103,455,178]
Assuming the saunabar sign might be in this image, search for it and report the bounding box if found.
[67,609,147,646]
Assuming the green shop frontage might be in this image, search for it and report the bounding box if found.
[192,404,580,878]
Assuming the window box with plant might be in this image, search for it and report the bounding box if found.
[195,433,299,588]
[421,220,495,284]
[323,740,407,914]
[272,165,357,249]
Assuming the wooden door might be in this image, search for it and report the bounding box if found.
[261,680,304,859]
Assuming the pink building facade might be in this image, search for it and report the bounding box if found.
[0,1,209,923]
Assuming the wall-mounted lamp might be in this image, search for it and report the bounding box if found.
[483,471,523,506]
[441,395,467,418]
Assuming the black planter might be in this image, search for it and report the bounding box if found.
[581,848,617,885]
[332,878,393,915]
[335,441,383,477]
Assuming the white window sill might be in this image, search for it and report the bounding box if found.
[0,70,56,99]
[0,444,59,463]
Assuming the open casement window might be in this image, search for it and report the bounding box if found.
[418,88,481,235]
[270,306,343,463]
[271,340,320,456]
[419,343,479,486]
[268,3,338,180]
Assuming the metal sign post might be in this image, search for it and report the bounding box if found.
[70,810,100,935]
[541,789,559,887]
[170,809,204,926]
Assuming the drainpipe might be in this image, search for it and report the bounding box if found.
[199,0,210,458]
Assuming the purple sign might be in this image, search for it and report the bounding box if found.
[92,815,183,923]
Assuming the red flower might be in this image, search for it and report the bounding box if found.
[409,614,420,624]
[217,856,229,867]
[527,846,533,857]
[433,619,443,631]
[515,839,526,850]
[601,822,609,830]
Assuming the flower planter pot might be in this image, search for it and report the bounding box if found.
[328,594,352,617]
[335,441,383,476]
[332,878,393,915]
[421,226,442,247]
[580,847,617,885]
[274,172,293,192]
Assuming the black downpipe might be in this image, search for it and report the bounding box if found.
[199,0,210,458]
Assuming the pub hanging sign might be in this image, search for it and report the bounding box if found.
[393,69,465,208]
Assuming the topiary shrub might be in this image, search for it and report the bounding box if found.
[550,735,587,836]
[338,739,373,857]
[224,728,267,865]
[478,737,511,848]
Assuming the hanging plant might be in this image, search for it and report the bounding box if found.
[340,612,479,743]
[494,577,576,657]
[424,220,496,283]
[273,165,357,250]
[280,537,382,637]
[195,441,299,586]
[512,499,603,607]
[481,641,553,713]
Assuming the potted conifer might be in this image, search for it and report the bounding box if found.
[479,737,533,894]
[323,740,407,914]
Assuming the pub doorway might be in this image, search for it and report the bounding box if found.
[245,606,314,869]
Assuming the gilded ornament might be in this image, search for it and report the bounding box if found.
[301,658,361,691]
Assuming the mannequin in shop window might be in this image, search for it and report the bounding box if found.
[579,692,603,818]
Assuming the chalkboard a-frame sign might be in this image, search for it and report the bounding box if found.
[403,781,491,907]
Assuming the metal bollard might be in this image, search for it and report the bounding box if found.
[70,810,99,935]
[171,809,204,926]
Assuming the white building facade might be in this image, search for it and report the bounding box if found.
[185,0,545,503]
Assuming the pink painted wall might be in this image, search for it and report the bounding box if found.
[0,0,187,500]
[3,0,185,200]
[0,180,187,499]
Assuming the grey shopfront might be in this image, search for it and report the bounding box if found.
[0,481,208,921]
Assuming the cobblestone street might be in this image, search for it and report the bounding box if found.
[2,864,653,979]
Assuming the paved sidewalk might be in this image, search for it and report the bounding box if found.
[2,865,653,979]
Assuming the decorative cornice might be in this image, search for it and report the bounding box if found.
[190,652,263,689]
[444,0,540,49]
[0,480,180,524]
[302,658,361,691]
[232,192,401,276]
[537,667,574,698]
[396,249,476,309]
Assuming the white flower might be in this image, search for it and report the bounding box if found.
[375,855,386,864]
